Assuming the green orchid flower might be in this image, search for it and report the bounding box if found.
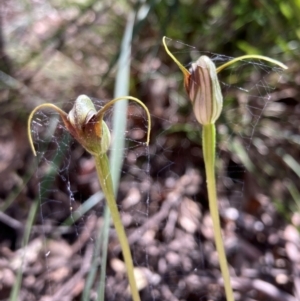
[28,95,151,301]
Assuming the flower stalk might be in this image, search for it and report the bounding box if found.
[163,36,287,301]
[28,95,151,301]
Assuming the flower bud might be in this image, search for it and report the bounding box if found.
[68,94,97,132]
[188,56,223,125]
[28,95,150,157]
[67,95,111,155]
[162,36,287,126]
[162,37,222,125]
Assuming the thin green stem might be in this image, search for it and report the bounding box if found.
[94,153,140,301]
[202,124,234,301]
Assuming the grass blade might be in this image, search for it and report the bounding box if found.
[95,12,135,301]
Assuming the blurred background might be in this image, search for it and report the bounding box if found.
[1,0,300,300]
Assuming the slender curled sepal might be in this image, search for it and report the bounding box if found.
[28,95,151,156]
[95,95,151,146]
[162,36,190,91]
[216,54,288,73]
[162,36,288,125]
[27,103,71,156]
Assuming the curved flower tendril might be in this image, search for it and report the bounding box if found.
[28,94,151,156]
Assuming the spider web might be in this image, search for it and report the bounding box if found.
[147,38,287,301]
[163,37,286,211]
[29,98,152,300]
[28,39,288,301]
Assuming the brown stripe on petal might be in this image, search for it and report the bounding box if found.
[184,72,191,94]
[188,56,214,125]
